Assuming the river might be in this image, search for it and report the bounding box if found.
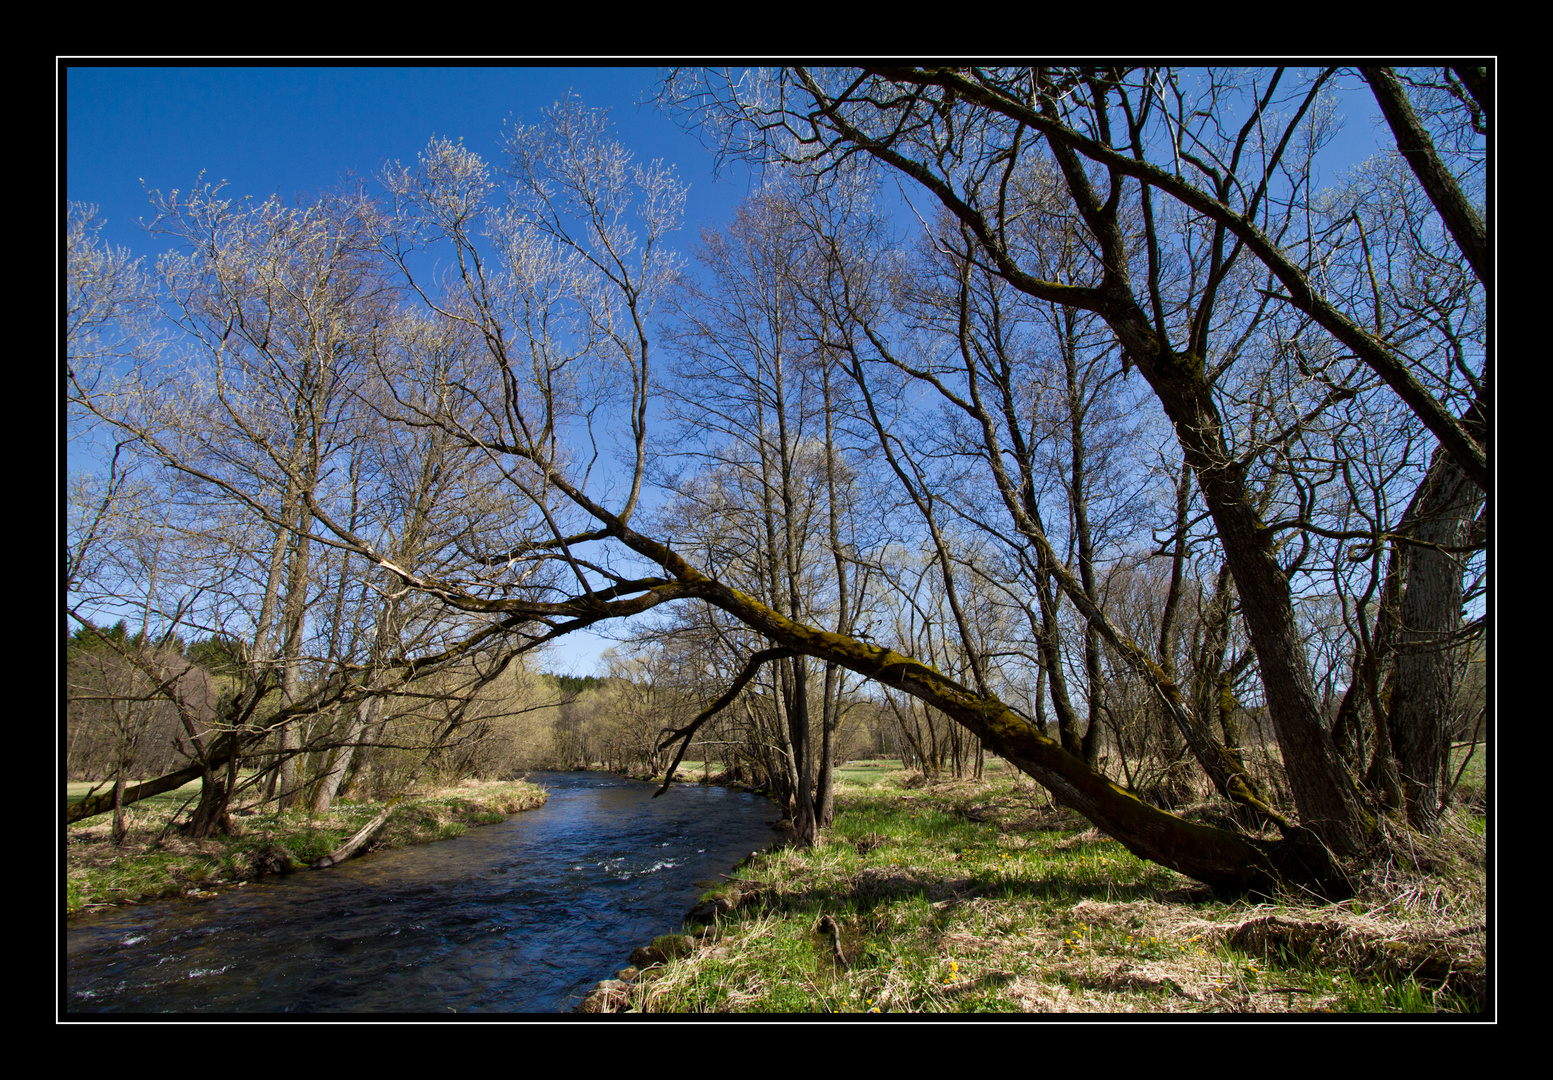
[64,772,783,1014]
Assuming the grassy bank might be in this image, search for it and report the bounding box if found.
[611,764,1487,1015]
[64,778,547,915]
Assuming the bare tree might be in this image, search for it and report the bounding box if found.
[66,183,506,831]
[70,74,1486,895]
[659,192,869,842]
[659,64,1486,877]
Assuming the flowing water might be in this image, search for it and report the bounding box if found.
[64,772,782,1014]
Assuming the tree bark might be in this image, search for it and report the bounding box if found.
[310,804,394,869]
[1387,445,1482,831]
[184,773,233,840]
[1361,67,1488,290]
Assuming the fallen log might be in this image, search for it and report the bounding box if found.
[309,805,395,869]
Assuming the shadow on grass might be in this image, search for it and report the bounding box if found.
[752,862,1191,921]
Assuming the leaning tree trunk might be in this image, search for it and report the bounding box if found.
[617,512,1352,894]
[1097,297,1372,858]
[683,570,1346,894]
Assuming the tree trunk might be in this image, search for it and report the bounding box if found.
[184,772,233,840]
[785,655,818,846]
[815,662,840,828]
[311,805,394,868]
[111,772,128,846]
[275,512,314,810]
[688,569,1345,894]
[1063,306,1106,771]
[1100,301,1372,856]
[597,522,1340,893]
[309,706,366,816]
[1387,445,1482,832]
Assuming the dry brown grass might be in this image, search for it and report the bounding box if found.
[621,773,1487,1014]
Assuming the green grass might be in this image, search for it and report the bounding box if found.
[67,774,243,815]
[618,772,1486,1015]
[832,759,909,787]
[1446,742,1487,807]
[1331,972,1479,1013]
[65,779,547,914]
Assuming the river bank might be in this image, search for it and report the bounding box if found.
[581,770,1488,1015]
[65,772,783,1013]
[64,778,547,915]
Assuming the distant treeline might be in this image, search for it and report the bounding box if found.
[544,673,609,697]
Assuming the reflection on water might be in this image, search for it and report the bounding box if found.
[65,773,780,1014]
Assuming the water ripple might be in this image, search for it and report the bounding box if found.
[66,772,779,1014]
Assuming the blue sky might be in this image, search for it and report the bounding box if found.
[65,65,756,675]
[65,66,752,259]
[66,66,1397,255]
[63,65,1411,675]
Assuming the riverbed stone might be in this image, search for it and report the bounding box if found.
[578,979,632,1013]
[629,934,696,968]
